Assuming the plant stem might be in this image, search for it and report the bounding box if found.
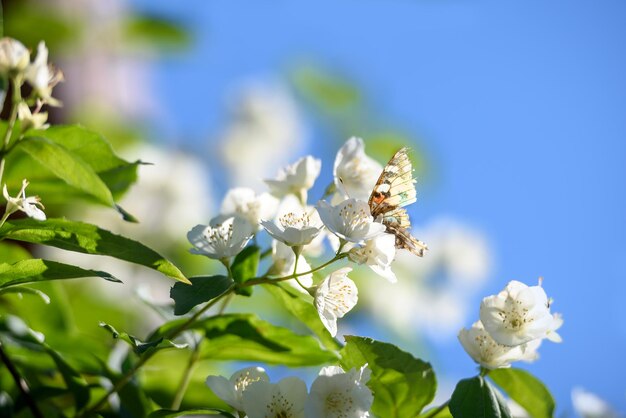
[242,253,348,287]
[422,400,450,418]
[0,77,22,187]
[170,340,202,410]
[79,288,234,417]
[0,340,44,418]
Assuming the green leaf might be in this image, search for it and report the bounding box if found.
[264,283,341,351]
[148,409,234,418]
[170,275,234,315]
[16,136,117,207]
[0,259,119,288]
[489,368,555,418]
[0,315,45,345]
[122,15,191,50]
[0,242,31,263]
[231,245,260,296]
[291,66,361,112]
[0,286,51,304]
[0,218,190,284]
[419,406,453,418]
[152,313,338,366]
[449,376,511,418]
[4,125,140,217]
[43,347,90,411]
[99,323,187,356]
[341,336,437,417]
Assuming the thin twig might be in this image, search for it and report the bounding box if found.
[0,340,44,418]
[170,340,202,410]
[242,253,348,287]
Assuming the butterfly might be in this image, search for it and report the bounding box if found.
[368,147,428,257]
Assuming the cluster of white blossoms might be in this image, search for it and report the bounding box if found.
[188,137,406,337]
[1,37,64,226]
[205,365,373,418]
[0,37,63,129]
[458,279,563,369]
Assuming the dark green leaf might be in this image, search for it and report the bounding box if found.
[341,336,436,417]
[16,136,116,207]
[264,283,341,351]
[0,259,119,288]
[231,245,260,296]
[449,376,511,418]
[152,313,338,366]
[0,218,190,284]
[170,275,233,315]
[489,368,555,418]
[100,322,187,356]
[148,409,234,418]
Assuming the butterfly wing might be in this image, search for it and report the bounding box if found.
[381,207,428,257]
[368,147,417,218]
[369,147,427,257]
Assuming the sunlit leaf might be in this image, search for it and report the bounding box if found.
[489,368,555,418]
[151,313,338,366]
[16,136,117,208]
[341,336,436,417]
[0,242,31,263]
[0,218,190,284]
[0,259,119,288]
[263,283,341,351]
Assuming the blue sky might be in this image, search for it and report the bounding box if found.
[132,0,626,413]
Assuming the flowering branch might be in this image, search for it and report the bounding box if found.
[241,253,348,287]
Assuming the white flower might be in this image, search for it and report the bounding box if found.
[265,155,321,202]
[242,376,307,418]
[188,216,254,260]
[571,387,619,418]
[261,207,322,248]
[458,321,527,369]
[314,267,358,337]
[2,179,46,221]
[24,41,63,106]
[220,187,278,230]
[480,280,558,346]
[17,102,49,131]
[0,37,29,74]
[348,233,397,283]
[205,367,269,411]
[305,365,373,418]
[270,240,314,291]
[317,198,386,244]
[333,137,382,201]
